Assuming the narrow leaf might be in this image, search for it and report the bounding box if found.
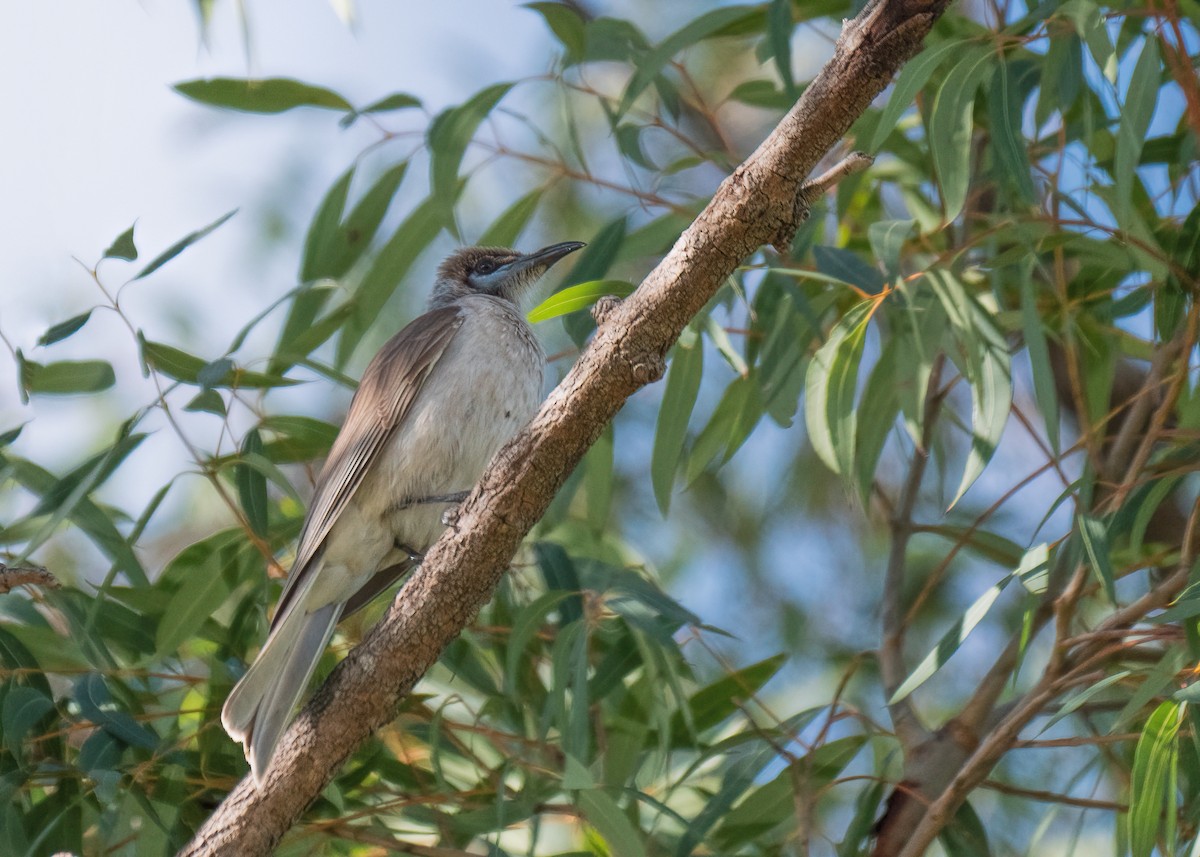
[37,311,93,347]
[804,300,874,476]
[929,46,993,222]
[134,209,237,280]
[527,280,635,323]
[891,576,1010,703]
[174,77,353,113]
[652,327,703,515]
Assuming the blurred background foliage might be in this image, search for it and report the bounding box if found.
[1,0,1199,854]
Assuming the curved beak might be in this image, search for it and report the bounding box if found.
[499,241,586,301]
[518,241,586,271]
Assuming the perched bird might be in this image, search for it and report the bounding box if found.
[222,240,585,783]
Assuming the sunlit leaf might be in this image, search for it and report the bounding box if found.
[1129,700,1183,857]
[805,299,874,476]
[527,280,635,323]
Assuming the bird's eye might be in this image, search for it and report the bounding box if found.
[474,259,498,275]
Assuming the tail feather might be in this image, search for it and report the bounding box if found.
[222,601,341,784]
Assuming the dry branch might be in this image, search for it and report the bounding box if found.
[180,1,953,853]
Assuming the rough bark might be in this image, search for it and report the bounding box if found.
[180,1,953,853]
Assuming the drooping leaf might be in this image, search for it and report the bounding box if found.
[427,83,513,230]
[928,45,993,222]
[804,299,874,476]
[1129,700,1183,857]
[236,429,269,539]
[868,38,963,152]
[652,326,703,515]
[173,77,353,113]
[578,788,647,857]
[1113,37,1161,228]
[617,6,761,119]
[1079,514,1117,604]
[478,188,543,247]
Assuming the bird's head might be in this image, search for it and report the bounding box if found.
[429,241,585,308]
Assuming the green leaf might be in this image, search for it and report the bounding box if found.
[155,545,236,657]
[617,6,760,118]
[578,788,646,857]
[257,415,339,463]
[524,2,586,62]
[929,45,993,222]
[173,77,353,113]
[766,0,796,99]
[427,83,513,230]
[813,246,885,294]
[302,162,409,283]
[1129,700,1183,857]
[868,38,963,152]
[854,346,900,501]
[1,686,55,753]
[300,167,354,282]
[73,673,158,750]
[141,339,297,389]
[891,575,1011,703]
[652,327,703,515]
[671,653,786,742]
[1079,514,1117,605]
[134,209,237,280]
[338,192,446,366]
[867,219,913,283]
[340,92,421,127]
[1113,37,1161,228]
[236,430,269,538]
[804,300,874,476]
[925,271,1011,505]
[103,224,138,261]
[527,280,635,323]
[18,356,115,397]
[36,311,93,347]
[478,188,542,247]
[987,61,1035,206]
[1019,271,1059,452]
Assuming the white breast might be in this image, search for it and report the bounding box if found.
[363,294,544,555]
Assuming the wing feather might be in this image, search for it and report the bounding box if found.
[270,305,464,628]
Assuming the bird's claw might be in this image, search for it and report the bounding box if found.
[393,541,424,564]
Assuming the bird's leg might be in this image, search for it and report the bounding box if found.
[389,490,470,514]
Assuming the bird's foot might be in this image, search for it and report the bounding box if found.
[441,504,461,529]
[393,541,424,564]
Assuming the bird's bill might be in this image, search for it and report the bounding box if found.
[496,241,586,302]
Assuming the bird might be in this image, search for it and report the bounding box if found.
[221,240,585,784]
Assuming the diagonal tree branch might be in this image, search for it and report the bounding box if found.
[180,1,953,853]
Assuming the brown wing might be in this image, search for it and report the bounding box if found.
[270,305,464,628]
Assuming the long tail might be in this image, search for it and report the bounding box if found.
[221,599,342,784]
